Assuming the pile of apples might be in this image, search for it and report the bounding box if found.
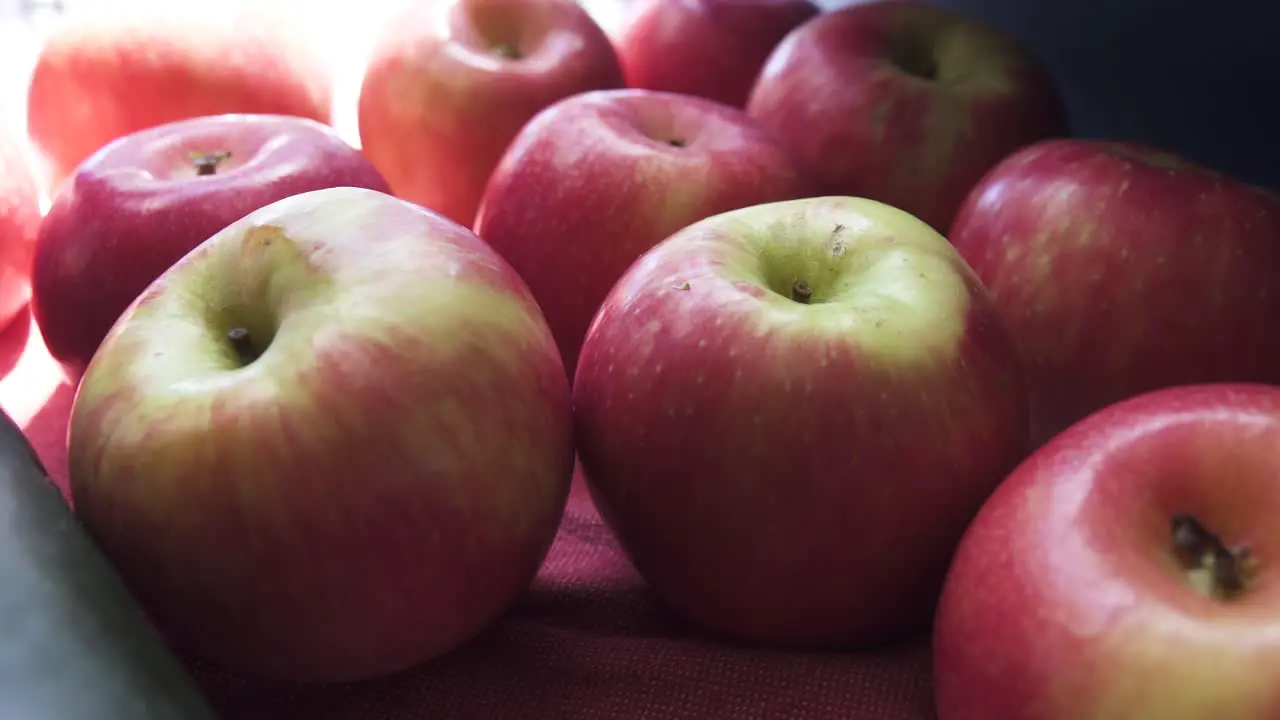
[1,0,1278,717]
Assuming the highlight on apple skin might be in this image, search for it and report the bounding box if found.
[66,186,576,683]
[0,128,41,332]
[27,2,332,187]
[572,195,1030,651]
[934,383,1280,720]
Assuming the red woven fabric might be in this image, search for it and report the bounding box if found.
[0,310,936,719]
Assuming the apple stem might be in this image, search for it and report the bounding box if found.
[1170,514,1256,600]
[189,150,232,176]
[226,327,260,366]
[791,279,813,304]
[667,138,686,148]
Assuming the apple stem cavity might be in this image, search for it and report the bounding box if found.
[189,150,232,176]
[666,138,687,148]
[1170,514,1257,600]
[226,326,261,366]
[493,43,522,60]
[890,43,939,82]
[791,279,814,304]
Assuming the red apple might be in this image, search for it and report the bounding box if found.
[614,0,819,108]
[934,383,1280,719]
[573,196,1029,649]
[474,88,814,378]
[67,186,575,682]
[357,0,624,227]
[746,0,1067,232]
[27,3,331,189]
[31,113,390,380]
[949,138,1280,447]
[0,129,41,332]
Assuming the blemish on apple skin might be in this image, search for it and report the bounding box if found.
[830,224,848,257]
[672,281,691,291]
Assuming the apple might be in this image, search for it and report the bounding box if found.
[474,88,814,379]
[357,0,624,227]
[745,0,1067,232]
[0,129,41,332]
[65,186,575,682]
[572,196,1029,649]
[27,2,331,189]
[614,0,819,108]
[948,138,1280,447]
[933,382,1280,719]
[30,113,391,381]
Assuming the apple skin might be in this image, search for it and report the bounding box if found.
[357,0,624,227]
[30,113,391,381]
[66,186,575,683]
[0,129,41,331]
[27,4,331,189]
[745,0,1067,232]
[474,88,815,379]
[948,138,1280,447]
[614,0,819,108]
[934,383,1280,719]
[572,196,1029,649]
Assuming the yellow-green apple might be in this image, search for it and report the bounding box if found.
[474,88,814,379]
[949,138,1280,447]
[357,0,624,226]
[0,129,41,331]
[27,2,331,190]
[572,196,1029,649]
[934,383,1280,719]
[614,0,819,108]
[30,113,390,381]
[65,186,575,682]
[745,0,1067,232]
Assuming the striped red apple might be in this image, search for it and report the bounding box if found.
[573,196,1029,649]
[66,187,575,683]
[358,0,624,226]
[949,138,1280,446]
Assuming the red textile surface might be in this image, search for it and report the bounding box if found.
[0,309,936,719]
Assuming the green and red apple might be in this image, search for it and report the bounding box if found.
[573,196,1029,649]
[66,187,575,683]
[934,383,1280,719]
[474,87,814,378]
[357,0,624,226]
[746,0,1067,231]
